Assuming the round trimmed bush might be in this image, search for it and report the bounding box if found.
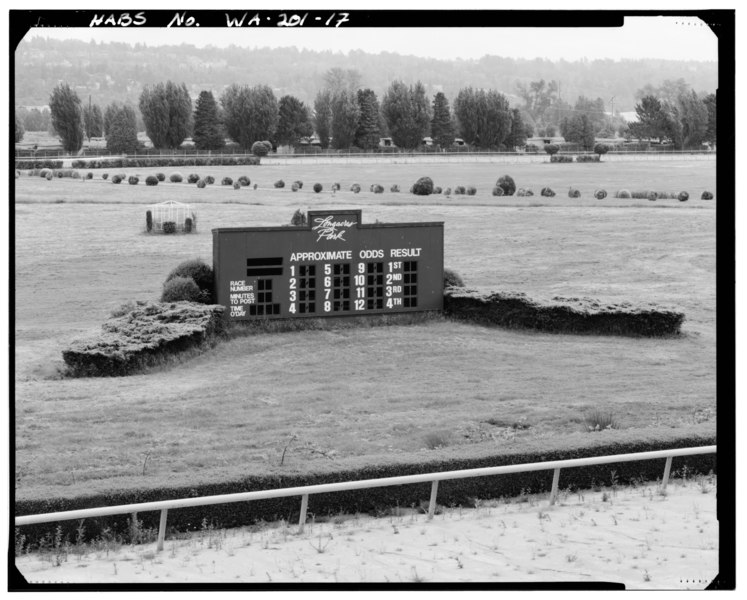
[293,180,303,189]
[313,183,323,193]
[433,187,442,194]
[544,143,560,156]
[146,210,153,232]
[373,184,384,194]
[274,179,285,188]
[251,141,269,157]
[540,187,556,197]
[350,184,361,193]
[161,276,202,303]
[594,189,607,199]
[593,143,610,156]
[496,175,516,196]
[45,172,53,181]
[128,176,139,185]
[492,186,505,197]
[169,173,184,183]
[444,187,452,196]
[145,175,158,186]
[411,176,434,196]
[678,191,689,202]
[222,177,234,186]
[111,175,123,184]
[238,176,251,187]
[701,191,714,200]
[196,179,206,189]
[466,186,477,196]
[524,189,534,196]
[204,175,215,185]
[233,182,241,190]
[187,173,200,184]
[102,173,109,180]
[184,217,193,233]
[616,189,631,199]
[390,184,400,193]
[568,188,581,198]
[291,182,300,192]
[57,170,64,178]
[454,186,466,195]
[165,259,214,299]
[162,221,177,234]
[156,173,165,182]
[86,172,93,180]
[647,191,658,201]
[39,168,52,178]
[444,268,464,288]
[331,182,341,191]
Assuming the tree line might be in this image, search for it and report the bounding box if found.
[33,68,534,154]
[19,71,715,153]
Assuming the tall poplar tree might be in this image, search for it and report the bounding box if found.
[276,95,313,147]
[139,81,192,149]
[313,90,332,149]
[49,82,85,153]
[381,80,431,149]
[330,89,360,149]
[220,84,278,150]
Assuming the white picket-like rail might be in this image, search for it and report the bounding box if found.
[15,445,716,552]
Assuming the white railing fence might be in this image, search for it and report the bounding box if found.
[15,445,716,552]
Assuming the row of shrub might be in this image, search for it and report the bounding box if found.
[15,430,715,549]
[14,159,63,170]
[69,156,261,169]
[443,287,685,337]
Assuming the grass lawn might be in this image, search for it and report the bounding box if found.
[13,160,717,502]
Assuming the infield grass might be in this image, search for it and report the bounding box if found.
[13,160,717,501]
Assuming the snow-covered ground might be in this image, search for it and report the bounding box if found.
[15,476,718,589]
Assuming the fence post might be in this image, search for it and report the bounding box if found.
[428,480,439,520]
[549,468,561,505]
[661,456,673,491]
[130,512,138,543]
[298,494,309,532]
[157,509,168,552]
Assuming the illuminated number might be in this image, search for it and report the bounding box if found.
[324,301,331,312]
[356,287,365,299]
[290,290,296,301]
[290,265,295,276]
[358,262,365,274]
[289,302,296,314]
[386,286,393,297]
[324,276,331,287]
[324,264,332,275]
[387,298,393,308]
[354,274,365,286]
[289,278,297,289]
[355,299,365,310]
[386,274,393,285]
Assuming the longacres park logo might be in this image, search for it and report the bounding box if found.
[312,215,357,242]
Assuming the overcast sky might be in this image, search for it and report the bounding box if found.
[21,15,717,63]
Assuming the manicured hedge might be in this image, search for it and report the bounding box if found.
[15,429,715,549]
[14,159,63,170]
[443,287,684,337]
[61,301,225,378]
[70,156,261,169]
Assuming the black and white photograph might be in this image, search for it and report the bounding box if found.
[6,4,736,591]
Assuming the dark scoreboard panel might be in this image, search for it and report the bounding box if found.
[213,209,444,321]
